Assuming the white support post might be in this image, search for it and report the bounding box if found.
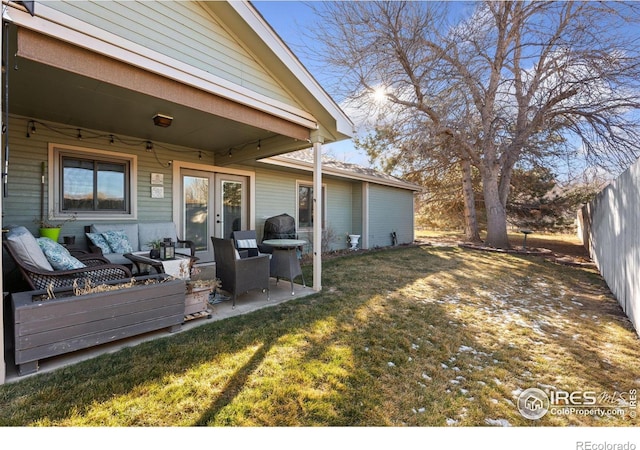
[1,13,6,385]
[312,136,323,292]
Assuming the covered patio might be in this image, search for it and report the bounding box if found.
[0,1,352,384]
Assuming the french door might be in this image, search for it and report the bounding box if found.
[181,169,247,263]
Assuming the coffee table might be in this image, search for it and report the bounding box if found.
[124,251,198,278]
[262,239,307,295]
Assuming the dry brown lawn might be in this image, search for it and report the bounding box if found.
[0,240,638,427]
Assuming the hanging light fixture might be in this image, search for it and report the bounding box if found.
[153,113,173,128]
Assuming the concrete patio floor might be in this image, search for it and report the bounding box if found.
[3,271,315,384]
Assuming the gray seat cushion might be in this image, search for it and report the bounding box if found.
[6,226,54,271]
[101,252,136,266]
[138,222,179,251]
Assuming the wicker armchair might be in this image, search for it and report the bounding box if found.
[211,237,270,308]
[231,230,274,258]
[3,240,132,291]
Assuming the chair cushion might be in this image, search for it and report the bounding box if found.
[37,237,86,270]
[91,223,140,251]
[5,226,54,271]
[101,230,134,254]
[86,232,112,254]
[236,238,257,249]
[138,222,179,251]
[100,252,135,266]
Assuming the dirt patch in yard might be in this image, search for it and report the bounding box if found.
[302,231,593,268]
[416,231,594,268]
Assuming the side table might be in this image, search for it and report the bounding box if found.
[262,239,307,295]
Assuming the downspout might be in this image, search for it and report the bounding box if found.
[311,132,323,292]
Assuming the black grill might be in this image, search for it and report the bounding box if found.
[262,213,297,240]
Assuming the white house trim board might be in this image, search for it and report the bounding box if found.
[363,182,370,250]
[227,1,354,139]
[6,1,319,130]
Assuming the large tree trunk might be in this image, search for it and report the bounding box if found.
[461,159,482,243]
[482,170,510,249]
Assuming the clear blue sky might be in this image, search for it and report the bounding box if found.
[252,1,372,167]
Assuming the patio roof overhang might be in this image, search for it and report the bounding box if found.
[7,28,311,165]
[3,1,353,165]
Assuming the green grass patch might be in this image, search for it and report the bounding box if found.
[1,246,638,426]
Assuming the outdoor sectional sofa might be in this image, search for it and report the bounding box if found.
[85,222,195,266]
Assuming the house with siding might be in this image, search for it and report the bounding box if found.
[0,0,418,383]
[257,149,419,251]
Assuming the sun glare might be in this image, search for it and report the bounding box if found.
[373,86,387,103]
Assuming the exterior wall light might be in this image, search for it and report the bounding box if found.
[153,113,173,127]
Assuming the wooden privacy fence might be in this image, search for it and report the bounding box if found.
[577,158,640,336]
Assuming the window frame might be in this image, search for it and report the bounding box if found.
[296,180,326,231]
[49,143,138,221]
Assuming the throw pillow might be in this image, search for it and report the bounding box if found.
[101,230,134,254]
[236,239,257,249]
[37,237,86,270]
[6,226,54,271]
[86,232,112,254]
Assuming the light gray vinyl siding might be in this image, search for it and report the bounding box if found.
[323,179,352,251]
[254,168,297,239]
[40,1,298,107]
[368,184,414,248]
[3,115,203,248]
[351,183,363,236]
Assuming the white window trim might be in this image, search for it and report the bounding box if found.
[48,143,138,221]
[296,180,326,231]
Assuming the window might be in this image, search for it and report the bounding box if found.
[297,182,325,229]
[50,144,137,219]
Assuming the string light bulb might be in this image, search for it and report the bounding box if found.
[26,120,36,138]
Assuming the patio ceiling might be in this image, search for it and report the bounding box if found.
[5,27,314,165]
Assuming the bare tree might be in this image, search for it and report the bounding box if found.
[311,1,640,248]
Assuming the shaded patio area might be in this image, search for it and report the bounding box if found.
[3,268,314,384]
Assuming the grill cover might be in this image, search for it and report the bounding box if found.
[262,213,297,241]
